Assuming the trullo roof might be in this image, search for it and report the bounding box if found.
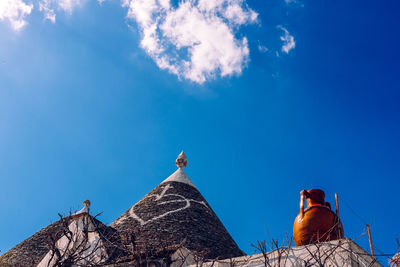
[110,151,244,260]
[0,201,120,266]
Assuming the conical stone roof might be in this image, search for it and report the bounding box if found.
[0,201,120,266]
[110,152,244,260]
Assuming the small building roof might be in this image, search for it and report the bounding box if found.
[0,202,120,266]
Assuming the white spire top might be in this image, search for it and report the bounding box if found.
[161,168,196,187]
[161,151,195,187]
[74,200,91,216]
[175,151,188,168]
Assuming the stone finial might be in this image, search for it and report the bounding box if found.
[175,151,188,168]
[74,200,91,216]
[83,200,91,207]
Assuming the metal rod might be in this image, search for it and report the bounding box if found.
[335,193,339,217]
[367,224,375,259]
[335,193,341,238]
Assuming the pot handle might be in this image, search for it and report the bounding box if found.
[300,190,307,217]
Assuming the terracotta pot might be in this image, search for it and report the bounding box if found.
[293,189,344,246]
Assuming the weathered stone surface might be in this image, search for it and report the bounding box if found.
[111,180,244,261]
[0,216,118,266]
[0,219,67,266]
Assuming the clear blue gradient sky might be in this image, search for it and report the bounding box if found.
[0,0,399,264]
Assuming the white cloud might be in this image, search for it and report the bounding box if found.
[1,0,258,84]
[278,25,295,54]
[258,44,268,53]
[39,0,84,23]
[284,0,304,8]
[124,0,258,84]
[0,0,33,31]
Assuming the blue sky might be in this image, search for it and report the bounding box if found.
[1,0,399,263]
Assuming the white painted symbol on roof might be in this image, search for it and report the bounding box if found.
[128,184,209,226]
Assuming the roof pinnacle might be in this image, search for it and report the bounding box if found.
[83,200,91,207]
[74,200,91,216]
[175,151,188,169]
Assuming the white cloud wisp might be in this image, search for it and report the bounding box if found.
[0,0,33,31]
[124,0,258,84]
[39,0,84,23]
[278,25,295,54]
[258,44,268,53]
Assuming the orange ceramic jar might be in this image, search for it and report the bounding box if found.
[293,189,344,246]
